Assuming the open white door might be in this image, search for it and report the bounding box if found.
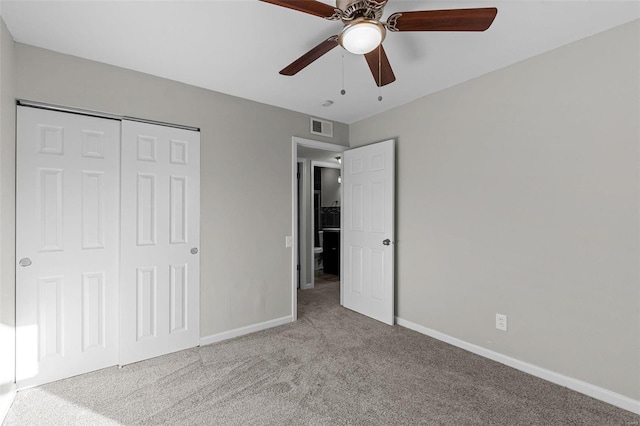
[16,107,121,387]
[120,120,200,365]
[342,140,395,325]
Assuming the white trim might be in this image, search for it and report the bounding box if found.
[296,159,306,293]
[395,317,640,415]
[0,385,16,423]
[291,141,298,321]
[200,316,293,347]
[308,157,315,291]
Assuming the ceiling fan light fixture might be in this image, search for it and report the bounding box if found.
[339,19,386,55]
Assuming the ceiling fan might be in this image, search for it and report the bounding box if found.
[260,0,498,87]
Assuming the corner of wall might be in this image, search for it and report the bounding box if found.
[0,14,17,422]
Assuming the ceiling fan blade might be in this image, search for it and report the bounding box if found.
[364,45,396,87]
[260,0,338,19]
[280,36,339,76]
[387,8,498,32]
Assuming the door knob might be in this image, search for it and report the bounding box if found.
[382,239,391,246]
[190,248,198,255]
[19,258,32,267]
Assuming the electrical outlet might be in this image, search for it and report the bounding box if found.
[285,236,293,248]
[496,313,507,331]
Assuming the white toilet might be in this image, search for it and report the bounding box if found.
[314,231,324,270]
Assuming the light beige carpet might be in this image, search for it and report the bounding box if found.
[4,276,638,425]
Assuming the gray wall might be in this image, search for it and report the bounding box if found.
[321,168,340,207]
[349,20,640,400]
[0,17,16,403]
[12,42,348,337]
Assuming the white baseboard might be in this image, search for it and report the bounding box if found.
[300,282,313,290]
[395,317,640,415]
[0,384,16,424]
[200,316,293,347]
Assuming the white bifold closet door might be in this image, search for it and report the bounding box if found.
[119,120,200,366]
[16,107,201,388]
[16,107,121,388]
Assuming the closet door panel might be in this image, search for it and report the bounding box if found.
[120,121,200,365]
[16,107,120,388]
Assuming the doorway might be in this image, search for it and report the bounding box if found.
[291,138,346,321]
[310,161,341,289]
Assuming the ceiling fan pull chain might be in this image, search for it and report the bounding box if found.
[341,54,346,96]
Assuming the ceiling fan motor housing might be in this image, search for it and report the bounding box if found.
[336,0,386,22]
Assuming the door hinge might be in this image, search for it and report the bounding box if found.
[297,172,300,180]
[297,264,300,271]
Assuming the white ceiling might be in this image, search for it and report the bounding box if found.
[298,145,343,162]
[1,1,639,124]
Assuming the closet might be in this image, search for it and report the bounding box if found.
[15,106,200,388]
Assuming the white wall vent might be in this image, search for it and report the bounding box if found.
[310,117,333,138]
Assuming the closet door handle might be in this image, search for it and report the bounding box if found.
[190,248,198,255]
[382,239,391,246]
[19,258,32,267]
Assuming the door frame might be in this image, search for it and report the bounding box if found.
[309,160,342,291]
[291,137,346,321]
[296,159,306,291]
